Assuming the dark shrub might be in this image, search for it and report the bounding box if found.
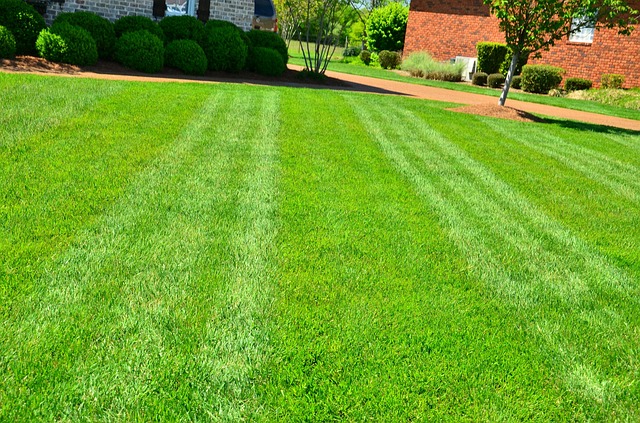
[114,15,164,42]
[521,64,564,94]
[160,15,204,44]
[248,46,284,76]
[476,42,508,74]
[423,70,462,82]
[601,73,625,89]
[343,46,361,57]
[487,72,505,88]
[53,11,116,59]
[0,25,16,58]
[200,25,247,72]
[0,0,46,55]
[565,77,592,91]
[115,29,164,73]
[471,71,487,86]
[204,19,238,30]
[378,50,401,69]
[246,29,287,64]
[165,39,207,75]
[511,75,522,89]
[37,23,98,66]
[359,49,371,65]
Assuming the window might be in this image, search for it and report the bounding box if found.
[166,0,195,16]
[569,14,596,43]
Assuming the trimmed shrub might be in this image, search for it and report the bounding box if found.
[165,39,207,75]
[601,73,625,89]
[114,16,164,42]
[521,64,564,94]
[511,75,522,89]
[378,50,401,69]
[401,51,464,81]
[343,46,361,57]
[565,77,592,91]
[359,49,371,65]
[204,19,238,30]
[0,25,16,59]
[200,25,247,72]
[246,29,287,65]
[53,11,116,59]
[487,73,505,88]
[499,49,528,76]
[0,0,46,55]
[471,71,487,86]
[37,23,98,66]
[476,42,507,74]
[160,15,204,45]
[248,46,285,76]
[366,2,408,52]
[115,29,164,73]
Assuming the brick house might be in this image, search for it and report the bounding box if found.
[404,0,640,87]
[43,0,253,30]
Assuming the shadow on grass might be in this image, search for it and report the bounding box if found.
[539,117,640,136]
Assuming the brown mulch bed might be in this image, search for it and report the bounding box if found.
[0,56,349,88]
[449,104,545,123]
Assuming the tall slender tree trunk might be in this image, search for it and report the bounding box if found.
[498,50,519,106]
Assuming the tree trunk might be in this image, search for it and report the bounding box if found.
[498,50,519,106]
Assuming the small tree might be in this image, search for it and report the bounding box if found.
[484,0,638,106]
[366,2,408,52]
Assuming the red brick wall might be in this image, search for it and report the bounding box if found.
[405,0,640,87]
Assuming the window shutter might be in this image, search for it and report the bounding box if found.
[152,0,166,18]
[197,0,210,22]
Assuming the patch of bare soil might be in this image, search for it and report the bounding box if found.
[449,104,544,123]
[0,55,348,88]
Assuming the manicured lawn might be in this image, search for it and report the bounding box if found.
[1,73,639,421]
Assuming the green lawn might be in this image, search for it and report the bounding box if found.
[1,73,640,421]
[288,47,640,121]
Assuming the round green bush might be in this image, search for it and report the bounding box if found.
[471,71,487,86]
[521,64,564,94]
[0,0,46,55]
[200,25,247,72]
[565,77,592,91]
[366,2,408,52]
[0,25,16,59]
[511,75,522,89]
[37,23,99,66]
[248,46,284,76]
[205,19,252,61]
[115,29,164,73]
[114,15,164,42]
[378,50,401,69]
[160,15,204,44]
[359,49,371,65]
[165,39,207,75]
[343,46,361,57]
[246,29,287,65]
[53,11,116,59]
[487,72,505,88]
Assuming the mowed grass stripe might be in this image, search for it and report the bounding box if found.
[352,99,640,416]
[1,87,279,421]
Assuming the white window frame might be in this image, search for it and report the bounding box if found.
[569,14,596,43]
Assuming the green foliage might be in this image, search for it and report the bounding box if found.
[359,49,371,65]
[476,42,507,74]
[511,75,522,89]
[601,73,625,89]
[0,0,46,55]
[115,30,164,73]
[500,48,528,75]
[564,77,592,91]
[248,46,285,76]
[521,64,564,94]
[37,23,99,66]
[366,2,408,52]
[401,51,464,82]
[343,46,361,57]
[200,25,247,72]
[348,21,364,46]
[114,15,164,42]
[0,25,16,59]
[165,39,207,75]
[246,30,287,65]
[487,73,505,88]
[159,15,205,45]
[472,71,488,86]
[53,11,116,59]
[378,50,401,69]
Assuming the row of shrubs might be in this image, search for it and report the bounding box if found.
[0,0,288,77]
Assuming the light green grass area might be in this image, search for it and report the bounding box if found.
[288,46,640,121]
[1,73,640,421]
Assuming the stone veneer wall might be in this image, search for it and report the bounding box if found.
[44,0,253,31]
[404,0,640,87]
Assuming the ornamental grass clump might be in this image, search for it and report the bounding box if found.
[401,52,464,82]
